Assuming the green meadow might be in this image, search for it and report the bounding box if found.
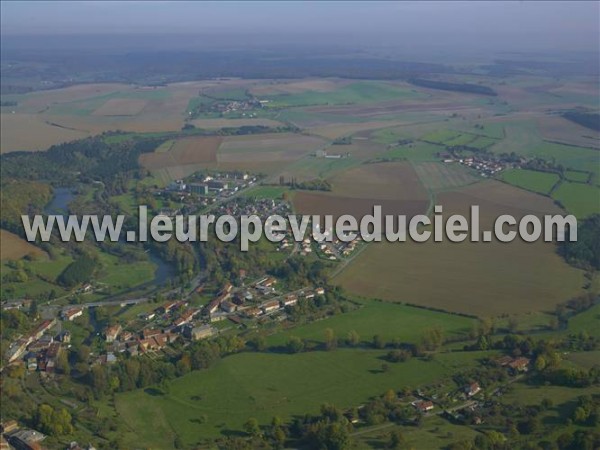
[500,168,560,195]
[115,349,491,447]
[552,181,600,218]
[266,299,475,347]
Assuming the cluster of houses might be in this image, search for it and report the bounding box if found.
[1,420,47,450]
[189,97,264,116]
[5,319,60,365]
[159,172,258,211]
[442,153,506,177]
[214,197,289,220]
[203,277,326,322]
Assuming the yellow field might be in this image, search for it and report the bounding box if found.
[0,229,48,260]
[93,98,148,116]
[335,180,585,316]
[0,113,87,153]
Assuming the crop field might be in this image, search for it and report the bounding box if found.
[293,161,429,222]
[266,299,474,347]
[551,181,600,218]
[414,162,479,191]
[536,114,600,149]
[114,349,488,446]
[139,136,222,181]
[249,79,349,96]
[189,118,284,129]
[335,181,585,316]
[0,81,228,152]
[262,81,425,108]
[328,162,428,200]
[217,133,327,163]
[0,229,48,260]
[294,192,428,224]
[92,98,148,116]
[500,168,561,195]
[0,113,88,153]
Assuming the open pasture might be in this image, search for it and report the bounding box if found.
[500,168,561,195]
[0,229,48,260]
[266,299,474,347]
[335,181,585,316]
[564,170,590,183]
[114,349,485,446]
[551,181,600,218]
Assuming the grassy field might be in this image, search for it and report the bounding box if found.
[95,252,156,292]
[564,170,590,183]
[114,349,489,446]
[335,181,585,316]
[551,181,600,218]
[568,304,600,338]
[263,81,425,108]
[266,299,475,347]
[500,168,561,195]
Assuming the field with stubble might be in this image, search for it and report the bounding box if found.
[335,180,585,316]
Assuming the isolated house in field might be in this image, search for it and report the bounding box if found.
[508,357,530,372]
[465,382,481,397]
[414,400,434,412]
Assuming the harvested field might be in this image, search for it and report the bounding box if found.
[536,114,600,149]
[189,118,284,129]
[217,133,327,163]
[93,98,148,116]
[0,229,47,260]
[294,193,427,224]
[250,79,348,96]
[1,113,87,152]
[139,136,222,180]
[330,162,429,200]
[414,162,479,191]
[335,180,585,316]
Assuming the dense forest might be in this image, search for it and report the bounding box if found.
[562,111,600,132]
[559,214,600,270]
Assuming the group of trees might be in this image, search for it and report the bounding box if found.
[57,253,97,287]
[559,214,600,270]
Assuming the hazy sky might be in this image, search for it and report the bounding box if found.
[1,1,598,52]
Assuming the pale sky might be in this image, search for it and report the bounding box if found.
[1,1,598,52]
